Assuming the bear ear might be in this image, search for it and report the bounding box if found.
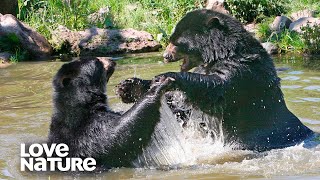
[58,76,73,88]
[205,17,224,30]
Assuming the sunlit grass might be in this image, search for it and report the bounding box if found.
[18,0,205,49]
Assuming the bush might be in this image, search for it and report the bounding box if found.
[225,0,288,23]
[256,18,273,42]
[0,33,29,62]
[301,24,320,54]
[271,30,305,53]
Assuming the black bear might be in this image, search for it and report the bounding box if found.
[48,57,173,168]
[116,9,314,151]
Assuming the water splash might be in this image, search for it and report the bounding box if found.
[133,97,238,168]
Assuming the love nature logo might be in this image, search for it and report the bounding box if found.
[20,143,96,172]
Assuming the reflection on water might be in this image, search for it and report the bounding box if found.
[0,53,319,179]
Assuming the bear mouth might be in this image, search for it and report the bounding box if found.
[164,56,191,72]
[180,57,191,72]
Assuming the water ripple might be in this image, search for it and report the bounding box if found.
[299,98,320,102]
[303,86,320,91]
[288,71,304,75]
[282,85,302,89]
[282,76,300,81]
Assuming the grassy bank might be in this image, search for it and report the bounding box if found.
[254,0,320,54]
[11,0,320,62]
[18,0,205,48]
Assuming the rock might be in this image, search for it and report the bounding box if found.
[291,9,316,21]
[0,0,18,17]
[52,26,161,56]
[244,23,257,36]
[206,0,229,14]
[0,14,53,59]
[51,26,81,55]
[0,52,12,61]
[289,17,320,33]
[0,52,12,68]
[270,16,292,32]
[262,42,278,55]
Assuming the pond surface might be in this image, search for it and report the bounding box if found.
[0,53,319,179]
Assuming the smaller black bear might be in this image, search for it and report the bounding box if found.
[117,9,314,152]
[48,57,173,168]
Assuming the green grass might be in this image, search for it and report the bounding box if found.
[285,0,320,15]
[0,33,29,62]
[256,18,273,42]
[18,0,205,49]
[9,54,19,63]
[16,0,320,58]
[255,0,320,54]
[273,30,305,53]
[301,24,320,54]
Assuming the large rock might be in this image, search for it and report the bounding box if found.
[206,0,229,14]
[0,14,53,59]
[291,9,316,21]
[289,17,320,33]
[0,52,12,68]
[0,0,18,17]
[52,26,161,56]
[262,42,278,55]
[270,16,292,32]
[0,52,12,61]
[244,23,257,37]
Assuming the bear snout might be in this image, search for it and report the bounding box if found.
[163,43,182,62]
[97,57,116,70]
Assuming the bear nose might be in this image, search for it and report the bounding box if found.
[97,57,116,69]
[163,51,173,61]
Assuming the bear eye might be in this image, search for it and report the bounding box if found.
[62,77,72,87]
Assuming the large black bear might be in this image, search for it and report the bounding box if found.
[117,9,314,151]
[48,57,173,168]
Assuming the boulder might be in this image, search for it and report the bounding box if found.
[0,0,18,17]
[206,0,229,14]
[270,16,292,32]
[0,52,12,61]
[291,9,316,21]
[52,26,161,56]
[289,17,320,33]
[0,52,12,68]
[244,23,257,36]
[0,14,53,59]
[262,42,278,55]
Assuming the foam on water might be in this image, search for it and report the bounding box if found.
[132,97,240,168]
[124,96,320,176]
[207,141,320,177]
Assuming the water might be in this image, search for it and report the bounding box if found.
[0,53,319,179]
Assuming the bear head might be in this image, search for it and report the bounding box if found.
[163,9,258,72]
[53,57,115,90]
[53,57,116,106]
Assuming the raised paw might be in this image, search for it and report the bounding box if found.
[116,78,151,103]
[150,76,175,94]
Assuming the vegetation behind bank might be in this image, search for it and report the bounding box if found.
[13,0,320,61]
[18,0,206,48]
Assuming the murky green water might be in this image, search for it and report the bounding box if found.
[0,53,319,179]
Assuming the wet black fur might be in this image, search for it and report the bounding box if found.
[117,10,314,151]
[48,57,171,168]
